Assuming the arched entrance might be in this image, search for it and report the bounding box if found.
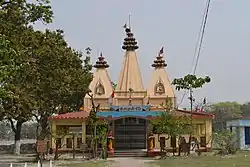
[114,117,147,150]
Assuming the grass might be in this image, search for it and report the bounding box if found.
[150,151,250,167]
[56,160,110,167]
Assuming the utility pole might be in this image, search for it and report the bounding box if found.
[188,88,195,155]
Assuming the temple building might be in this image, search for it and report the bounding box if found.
[49,26,214,157]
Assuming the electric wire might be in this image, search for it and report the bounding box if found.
[177,0,211,108]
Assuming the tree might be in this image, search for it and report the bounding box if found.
[151,112,191,156]
[0,0,53,155]
[207,102,242,132]
[172,74,211,154]
[241,102,250,117]
[28,30,93,140]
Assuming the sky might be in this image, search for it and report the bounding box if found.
[35,0,250,108]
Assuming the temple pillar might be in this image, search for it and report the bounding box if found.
[51,120,56,149]
[82,121,86,144]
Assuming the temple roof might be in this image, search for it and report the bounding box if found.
[84,52,113,98]
[147,47,175,98]
[116,26,144,93]
[152,47,167,68]
[93,52,109,69]
[49,109,215,120]
[49,111,89,120]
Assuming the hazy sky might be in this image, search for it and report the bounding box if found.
[35,0,250,108]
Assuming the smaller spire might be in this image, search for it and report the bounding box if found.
[152,47,167,68]
[93,52,109,68]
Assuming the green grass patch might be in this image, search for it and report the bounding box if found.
[150,152,250,167]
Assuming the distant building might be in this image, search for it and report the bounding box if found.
[49,26,214,157]
[227,117,250,150]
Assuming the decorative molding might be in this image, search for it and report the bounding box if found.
[95,80,105,95]
[154,78,165,95]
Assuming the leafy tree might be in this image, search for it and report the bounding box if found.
[241,102,250,117]
[207,102,242,132]
[96,121,108,159]
[0,0,53,155]
[29,30,93,140]
[172,74,211,154]
[0,35,19,100]
[151,112,191,156]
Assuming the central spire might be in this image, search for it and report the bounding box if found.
[122,26,139,51]
[116,24,144,93]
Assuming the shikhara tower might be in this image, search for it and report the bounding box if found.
[84,26,176,108]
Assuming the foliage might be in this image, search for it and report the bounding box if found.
[29,31,93,139]
[213,130,238,155]
[172,74,211,91]
[0,0,93,156]
[151,112,191,140]
[0,35,19,99]
[241,102,250,117]
[0,0,53,155]
[96,120,108,159]
[207,102,242,131]
[0,0,53,26]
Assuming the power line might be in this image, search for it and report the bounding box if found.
[193,0,211,74]
[177,0,211,108]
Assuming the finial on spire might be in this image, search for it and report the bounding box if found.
[152,47,167,68]
[93,52,109,69]
[128,14,131,29]
[122,16,139,51]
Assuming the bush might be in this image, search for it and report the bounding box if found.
[213,130,238,155]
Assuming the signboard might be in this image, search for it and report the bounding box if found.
[69,126,82,134]
[110,105,151,112]
[36,140,47,154]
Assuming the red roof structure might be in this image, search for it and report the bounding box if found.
[49,111,89,120]
[176,109,215,119]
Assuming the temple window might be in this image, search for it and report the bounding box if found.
[95,82,105,95]
[170,136,177,148]
[77,137,82,148]
[56,138,62,148]
[66,138,73,148]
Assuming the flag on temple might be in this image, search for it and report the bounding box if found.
[194,105,199,112]
[200,97,206,112]
[123,23,127,29]
[203,97,206,105]
[111,91,115,98]
[159,47,164,55]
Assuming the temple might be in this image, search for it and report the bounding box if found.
[49,26,214,157]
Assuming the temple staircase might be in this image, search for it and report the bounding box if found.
[114,149,147,157]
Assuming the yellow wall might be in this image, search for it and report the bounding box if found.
[153,118,213,150]
[50,119,86,149]
[50,116,213,150]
